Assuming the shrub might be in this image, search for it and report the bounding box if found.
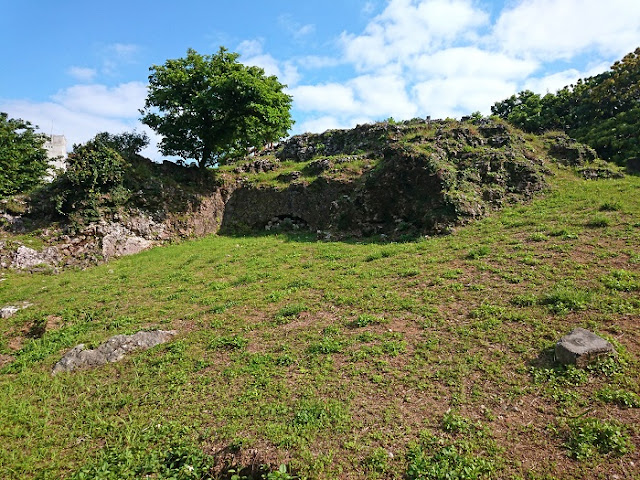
[406,436,495,480]
[91,130,149,160]
[601,269,639,292]
[51,141,128,219]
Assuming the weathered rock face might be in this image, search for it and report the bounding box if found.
[627,157,640,173]
[546,133,598,165]
[276,121,404,161]
[52,330,177,374]
[11,245,60,270]
[222,177,353,232]
[555,328,616,367]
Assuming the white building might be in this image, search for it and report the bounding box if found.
[43,135,67,179]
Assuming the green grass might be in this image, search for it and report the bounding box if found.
[1,168,639,478]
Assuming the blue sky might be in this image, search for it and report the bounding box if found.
[1,0,639,160]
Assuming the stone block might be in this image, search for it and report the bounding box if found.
[555,328,615,367]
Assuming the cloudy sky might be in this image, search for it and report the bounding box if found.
[1,0,639,160]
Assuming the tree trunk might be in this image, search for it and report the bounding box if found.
[200,146,211,169]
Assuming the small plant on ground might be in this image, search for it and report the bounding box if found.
[406,432,497,480]
[585,215,610,228]
[209,334,249,350]
[274,303,308,324]
[465,245,491,259]
[599,201,622,212]
[596,387,640,408]
[600,269,639,291]
[565,417,632,460]
[351,313,385,328]
[538,285,591,314]
[362,447,391,475]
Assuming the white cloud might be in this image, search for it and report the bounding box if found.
[291,73,416,120]
[413,47,538,80]
[493,0,640,60]
[107,43,140,61]
[289,83,358,113]
[277,14,315,39]
[51,82,147,118]
[238,40,301,86]
[237,39,264,58]
[0,99,142,151]
[295,116,347,134]
[522,70,582,95]
[413,77,517,118]
[522,59,615,95]
[351,74,417,118]
[0,81,158,158]
[296,55,342,69]
[67,66,97,82]
[102,43,141,75]
[341,0,489,71]
[295,24,315,37]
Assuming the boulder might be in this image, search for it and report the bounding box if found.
[52,330,177,374]
[555,328,615,367]
[102,232,153,259]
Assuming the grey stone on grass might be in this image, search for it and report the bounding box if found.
[1,303,31,319]
[52,330,177,375]
[0,306,20,319]
[555,328,615,367]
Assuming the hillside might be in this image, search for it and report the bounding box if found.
[0,147,639,478]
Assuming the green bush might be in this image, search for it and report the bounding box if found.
[50,141,128,219]
[208,334,249,350]
[91,130,149,160]
[69,424,216,480]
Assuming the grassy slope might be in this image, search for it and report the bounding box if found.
[0,166,639,479]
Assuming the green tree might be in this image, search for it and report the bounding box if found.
[140,47,293,168]
[491,47,640,165]
[0,112,50,197]
[90,130,149,160]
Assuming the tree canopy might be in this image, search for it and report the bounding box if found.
[491,47,640,165]
[140,47,293,168]
[0,112,50,198]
